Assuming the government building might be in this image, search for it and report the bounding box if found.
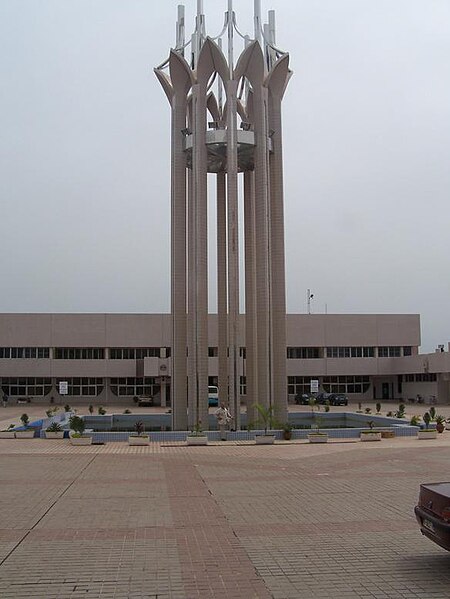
[1,313,448,407]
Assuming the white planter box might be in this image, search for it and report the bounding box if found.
[360,432,382,442]
[186,436,208,446]
[70,436,92,446]
[418,429,438,440]
[15,430,35,439]
[0,431,16,438]
[128,435,150,446]
[255,434,276,445]
[45,431,65,439]
[308,433,329,443]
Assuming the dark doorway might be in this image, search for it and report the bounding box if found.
[382,382,390,400]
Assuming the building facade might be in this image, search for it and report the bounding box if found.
[1,313,449,408]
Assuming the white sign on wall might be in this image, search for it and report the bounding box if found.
[59,381,68,395]
[310,379,319,393]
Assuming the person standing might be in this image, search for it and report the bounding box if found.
[215,402,232,441]
[2,392,8,408]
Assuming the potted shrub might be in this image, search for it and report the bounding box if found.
[128,420,150,445]
[395,404,406,419]
[187,420,208,445]
[418,412,437,439]
[69,415,92,445]
[282,422,293,440]
[88,404,94,414]
[435,415,445,434]
[64,404,72,413]
[0,424,16,439]
[410,415,421,427]
[308,415,328,443]
[45,422,65,439]
[360,420,382,442]
[253,404,276,444]
[15,414,35,438]
[98,406,106,415]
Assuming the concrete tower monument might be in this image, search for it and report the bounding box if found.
[155,1,291,431]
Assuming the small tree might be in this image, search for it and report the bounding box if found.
[429,406,436,421]
[254,403,277,435]
[134,420,145,436]
[88,404,94,414]
[375,402,381,414]
[69,415,85,436]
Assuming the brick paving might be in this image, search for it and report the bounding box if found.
[1,430,450,597]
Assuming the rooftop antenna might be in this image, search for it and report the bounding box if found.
[307,289,314,315]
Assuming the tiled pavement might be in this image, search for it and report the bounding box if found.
[1,436,450,598]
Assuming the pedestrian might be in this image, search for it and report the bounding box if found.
[2,392,8,408]
[215,402,232,441]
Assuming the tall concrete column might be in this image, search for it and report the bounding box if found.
[253,85,271,410]
[192,82,209,428]
[187,166,196,428]
[217,172,228,407]
[170,93,188,430]
[244,170,257,425]
[267,55,290,422]
[226,78,240,428]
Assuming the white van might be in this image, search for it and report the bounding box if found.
[208,386,219,407]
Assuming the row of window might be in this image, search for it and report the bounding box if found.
[287,346,413,359]
[0,348,50,359]
[110,377,159,397]
[403,373,437,382]
[288,375,371,396]
[0,347,166,359]
[0,345,414,360]
[0,373,437,397]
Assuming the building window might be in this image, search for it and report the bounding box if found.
[322,375,370,394]
[287,376,319,396]
[326,347,374,358]
[0,347,50,359]
[56,377,104,396]
[54,348,105,360]
[240,376,246,395]
[110,377,158,396]
[1,377,52,396]
[239,347,246,359]
[208,347,218,357]
[378,346,401,358]
[287,347,321,359]
[109,348,160,359]
[403,346,412,356]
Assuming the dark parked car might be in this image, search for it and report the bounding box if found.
[327,393,348,406]
[415,482,450,551]
[295,393,314,405]
[137,396,154,407]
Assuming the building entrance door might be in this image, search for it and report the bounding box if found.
[382,382,390,400]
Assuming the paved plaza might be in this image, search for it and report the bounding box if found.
[1,404,450,598]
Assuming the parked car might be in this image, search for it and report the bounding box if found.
[137,396,153,407]
[295,393,314,405]
[327,393,349,406]
[414,482,450,551]
[208,386,219,407]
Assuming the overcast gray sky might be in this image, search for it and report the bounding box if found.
[1,0,449,352]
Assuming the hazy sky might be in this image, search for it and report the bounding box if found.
[1,0,449,351]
